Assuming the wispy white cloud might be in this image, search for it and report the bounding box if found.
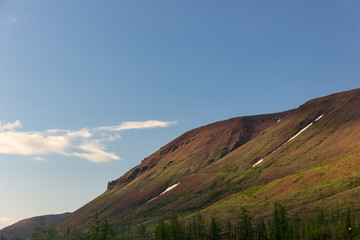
[0,120,22,131]
[0,217,10,223]
[11,17,18,22]
[0,120,178,163]
[0,131,69,155]
[33,157,46,161]
[66,129,92,139]
[72,142,120,163]
[98,120,178,131]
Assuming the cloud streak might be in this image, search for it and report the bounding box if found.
[0,217,9,223]
[0,120,178,163]
[0,120,22,131]
[98,120,178,131]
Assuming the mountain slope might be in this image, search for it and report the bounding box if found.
[58,88,360,230]
[0,213,70,239]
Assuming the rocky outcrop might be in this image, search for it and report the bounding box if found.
[107,164,155,191]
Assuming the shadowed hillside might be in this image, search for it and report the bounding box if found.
[58,88,360,231]
[0,213,70,239]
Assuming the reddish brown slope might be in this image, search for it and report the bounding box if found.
[107,111,289,191]
[58,88,360,230]
[62,111,292,229]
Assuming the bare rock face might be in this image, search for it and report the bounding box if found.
[107,165,152,190]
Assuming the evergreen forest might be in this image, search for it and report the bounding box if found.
[2,203,359,240]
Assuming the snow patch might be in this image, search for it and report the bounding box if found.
[284,114,324,144]
[314,114,324,122]
[285,123,313,143]
[251,115,324,169]
[147,183,180,203]
[159,183,180,196]
[252,159,263,167]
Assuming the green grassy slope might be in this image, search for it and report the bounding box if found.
[58,88,360,230]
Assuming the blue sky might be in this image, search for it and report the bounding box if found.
[0,0,359,229]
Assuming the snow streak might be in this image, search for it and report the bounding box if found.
[252,114,324,168]
[147,183,180,203]
[252,159,263,167]
[284,114,323,144]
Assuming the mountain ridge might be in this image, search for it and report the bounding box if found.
[58,88,360,230]
[107,110,290,191]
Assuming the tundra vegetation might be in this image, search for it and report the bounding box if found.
[2,203,359,240]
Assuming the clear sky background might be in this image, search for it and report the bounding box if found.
[0,0,359,229]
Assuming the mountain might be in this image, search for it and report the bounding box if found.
[58,89,360,230]
[0,213,70,239]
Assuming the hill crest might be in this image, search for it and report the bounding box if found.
[59,88,360,230]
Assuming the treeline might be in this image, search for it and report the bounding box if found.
[151,203,360,240]
[2,203,359,240]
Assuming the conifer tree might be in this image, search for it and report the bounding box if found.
[197,212,206,239]
[85,213,116,240]
[30,219,60,240]
[209,217,221,240]
[168,215,185,240]
[63,227,86,240]
[270,202,293,240]
[239,207,253,240]
[255,219,268,240]
[185,216,196,240]
[135,222,150,240]
[155,220,170,240]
